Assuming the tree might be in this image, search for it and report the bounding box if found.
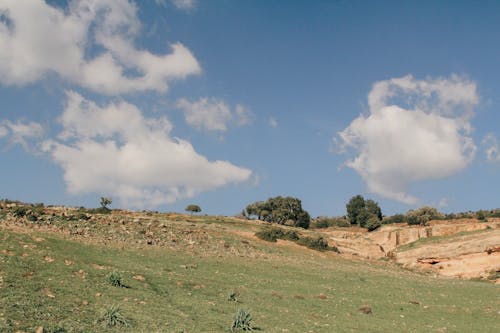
[406,206,442,225]
[365,199,382,220]
[244,196,311,228]
[100,197,112,209]
[185,204,202,214]
[346,195,382,231]
[346,195,365,225]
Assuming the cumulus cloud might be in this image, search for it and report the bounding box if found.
[483,133,499,162]
[177,98,253,132]
[0,0,201,94]
[0,119,44,150]
[337,75,478,204]
[42,92,252,208]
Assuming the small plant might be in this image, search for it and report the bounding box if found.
[97,304,130,327]
[231,309,255,332]
[107,271,125,287]
[227,291,239,302]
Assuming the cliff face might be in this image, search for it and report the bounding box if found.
[325,219,500,281]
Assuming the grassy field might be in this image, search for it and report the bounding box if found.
[0,212,499,332]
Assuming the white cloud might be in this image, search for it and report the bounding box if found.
[0,119,44,150]
[42,92,252,208]
[235,105,253,126]
[0,0,201,94]
[177,98,253,132]
[337,75,478,204]
[172,0,196,10]
[269,117,278,128]
[177,97,231,132]
[483,133,500,162]
[0,124,7,138]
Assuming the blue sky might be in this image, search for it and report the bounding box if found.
[1,0,499,217]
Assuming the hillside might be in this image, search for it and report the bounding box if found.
[0,202,499,332]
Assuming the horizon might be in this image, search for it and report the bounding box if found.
[1,0,500,217]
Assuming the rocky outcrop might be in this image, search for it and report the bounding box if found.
[324,220,500,280]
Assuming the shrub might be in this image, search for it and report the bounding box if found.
[476,210,487,221]
[310,216,350,229]
[282,230,300,241]
[297,236,331,252]
[231,309,255,332]
[406,206,443,226]
[98,304,130,327]
[255,227,284,242]
[383,214,406,224]
[11,206,29,217]
[107,271,126,288]
[363,216,382,231]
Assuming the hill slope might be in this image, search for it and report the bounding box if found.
[0,204,499,332]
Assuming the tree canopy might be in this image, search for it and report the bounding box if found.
[245,196,311,229]
[346,195,382,231]
[185,204,202,214]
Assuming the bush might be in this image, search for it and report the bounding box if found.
[310,216,350,229]
[11,206,29,217]
[363,216,382,231]
[255,227,339,252]
[406,206,443,226]
[383,214,406,224]
[231,309,255,332]
[297,236,332,252]
[281,230,300,241]
[255,227,284,242]
[476,210,487,221]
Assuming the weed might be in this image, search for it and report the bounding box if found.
[227,291,239,302]
[231,309,255,332]
[97,304,130,327]
[107,271,126,288]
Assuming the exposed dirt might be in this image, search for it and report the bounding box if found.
[323,219,500,281]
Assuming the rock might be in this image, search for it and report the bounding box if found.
[359,305,372,314]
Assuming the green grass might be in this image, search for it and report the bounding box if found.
[0,222,499,332]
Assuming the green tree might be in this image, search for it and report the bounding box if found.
[365,199,382,220]
[346,195,382,231]
[185,204,202,214]
[405,206,442,225]
[100,197,112,209]
[346,195,365,225]
[244,196,311,228]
